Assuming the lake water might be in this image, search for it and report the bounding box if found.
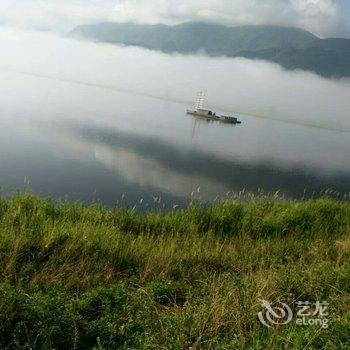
[1,70,350,209]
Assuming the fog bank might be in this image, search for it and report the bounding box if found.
[0,27,349,131]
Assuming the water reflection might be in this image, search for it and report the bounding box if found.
[77,123,350,198]
[36,118,350,206]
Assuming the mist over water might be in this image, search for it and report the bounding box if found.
[1,27,350,129]
[0,26,350,207]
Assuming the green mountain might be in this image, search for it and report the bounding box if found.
[71,22,350,78]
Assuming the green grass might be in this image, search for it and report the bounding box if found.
[0,194,349,349]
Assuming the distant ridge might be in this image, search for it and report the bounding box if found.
[71,22,350,78]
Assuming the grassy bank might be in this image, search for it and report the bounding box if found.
[0,195,349,349]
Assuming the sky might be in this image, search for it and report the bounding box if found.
[1,0,350,38]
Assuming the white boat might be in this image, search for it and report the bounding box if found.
[186,92,241,124]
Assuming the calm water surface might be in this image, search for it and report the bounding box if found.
[1,71,350,209]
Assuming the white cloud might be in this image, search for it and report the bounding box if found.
[290,0,341,36]
[0,0,348,37]
[111,0,344,36]
[0,0,115,31]
[1,27,349,131]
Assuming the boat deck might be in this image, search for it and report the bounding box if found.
[187,109,241,124]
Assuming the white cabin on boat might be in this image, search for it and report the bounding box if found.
[186,92,241,124]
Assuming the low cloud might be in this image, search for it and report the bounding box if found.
[113,0,343,37]
[0,27,349,132]
[0,0,348,37]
